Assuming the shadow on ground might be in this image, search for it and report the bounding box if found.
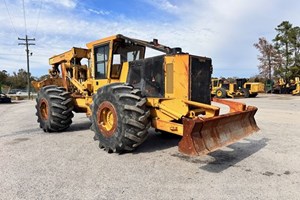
[133,130,181,154]
[0,120,92,138]
[172,138,268,173]
[68,121,92,132]
[199,138,268,173]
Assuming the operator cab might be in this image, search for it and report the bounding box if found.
[91,35,171,97]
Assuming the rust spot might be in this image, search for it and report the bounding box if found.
[179,103,259,156]
[212,97,246,112]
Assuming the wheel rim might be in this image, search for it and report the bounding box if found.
[97,101,117,137]
[217,90,222,97]
[39,98,49,120]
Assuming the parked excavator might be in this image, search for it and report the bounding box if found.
[32,34,259,156]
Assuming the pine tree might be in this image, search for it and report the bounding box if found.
[289,26,300,77]
[273,21,294,81]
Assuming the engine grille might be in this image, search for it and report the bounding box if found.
[189,56,212,104]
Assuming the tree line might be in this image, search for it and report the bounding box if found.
[254,21,300,82]
[0,69,42,91]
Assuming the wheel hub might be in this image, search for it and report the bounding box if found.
[97,101,117,137]
[39,98,49,120]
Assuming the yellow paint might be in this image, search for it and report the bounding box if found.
[119,62,129,83]
[158,99,189,120]
[164,55,189,99]
[182,99,220,117]
[69,77,87,94]
[86,35,118,49]
[36,34,250,137]
[74,98,88,111]
[152,119,183,136]
[31,78,63,91]
[99,107,115,131]
[229,84,235,92]
[150,108,174,122]
[244,82,265,94]
[292,77,300,95]
[211,78,265,98]
[216,90,223,97]
[49,47,89,65]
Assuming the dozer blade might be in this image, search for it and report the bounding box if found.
[178,101,259,156]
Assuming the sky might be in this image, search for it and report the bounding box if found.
[1,0,300,78]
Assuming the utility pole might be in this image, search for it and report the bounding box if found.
[18,35,35,99]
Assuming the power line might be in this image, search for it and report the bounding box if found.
[33,0,44,37]
[3,0,18,37]
[22,0,27,36]
[0,53,49,57]
[0,53,26,56]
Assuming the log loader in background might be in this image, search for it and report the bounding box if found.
[32,34,259,156]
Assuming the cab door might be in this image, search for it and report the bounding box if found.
[93,43,111,92]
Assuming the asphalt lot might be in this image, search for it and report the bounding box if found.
[0,94,299,200]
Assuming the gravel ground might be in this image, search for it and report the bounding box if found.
[0,94,299,200]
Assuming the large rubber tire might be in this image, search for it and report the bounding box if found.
[242,88,250,98]
[216,88,227,98]
[36,85,74,132]
[91,83,150,153]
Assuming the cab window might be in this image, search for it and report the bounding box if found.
[110,40,144,79]
[94,44,109,79]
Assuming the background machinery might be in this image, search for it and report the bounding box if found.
[292,77,300,95]
[211,78,243,98]
[32,34,259,156]
[236,78,265,98]
[265,79,274,93]
[272,77,300,95]
[211,78,264,98]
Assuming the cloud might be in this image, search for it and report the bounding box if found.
[1,0,300,78]
[43,0,77,9]
[144,0,178,12]
[88,8,110,16]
